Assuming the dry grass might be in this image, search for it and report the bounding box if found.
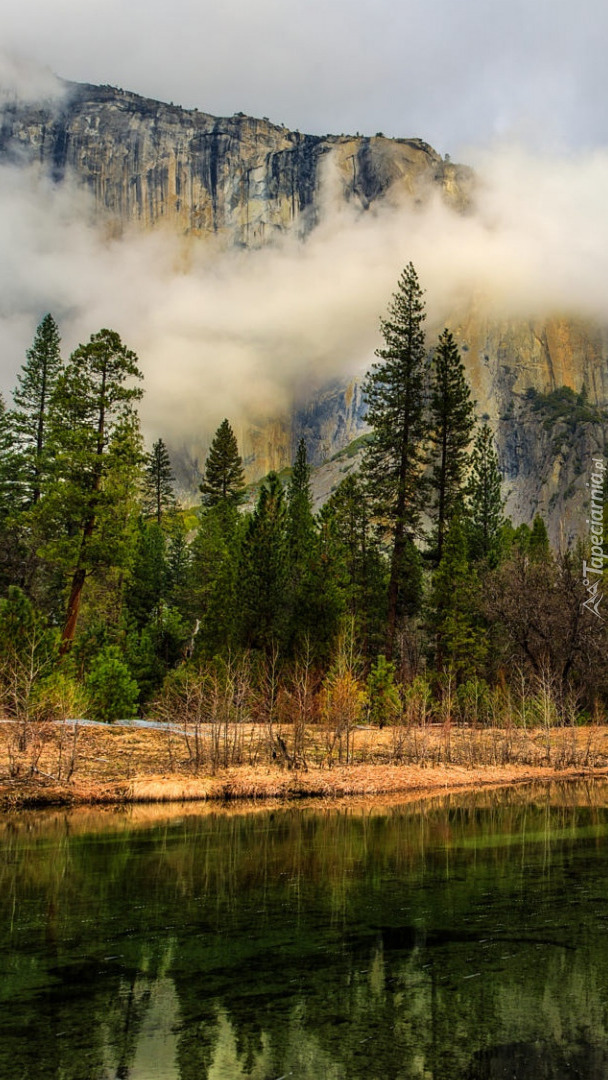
[1,719,608,808]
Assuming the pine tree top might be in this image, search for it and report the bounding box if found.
[289,438,312,501]
[143,438,176,525]
[200,418,246,507]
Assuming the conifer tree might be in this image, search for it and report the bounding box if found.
[465,423,505,565]
[165,519,191,609]
[287,438,315,563]
[286,438,315,583]
[0,394,28,593]
[143,438,176,525]
[0,393,18,520]
[285,438,317,647]
[321,473,388,657]
[190,420,246,656]
[362,262,429,657]
[240,471,288,652]
[12,314,63,506]
[367,654,401,727]
[528,514,551,561]
[188,504,244,657]
[42,329,144,654]
[283,439,344,659]
[200,419,246,507]
[429,516,486,676]
[429,329,476,562]
[126,521,168,628]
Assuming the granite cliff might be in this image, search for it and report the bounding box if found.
[1,81,606,542]
[0,81,469,244]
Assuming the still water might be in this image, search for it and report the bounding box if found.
[2,784,608,1080]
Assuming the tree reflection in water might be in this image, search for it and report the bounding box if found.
[1,783,608,1080]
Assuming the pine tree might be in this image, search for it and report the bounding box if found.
[429,329,476,562]
[367,654,401,727]
[165,518,191,610]
[282,439,344,660]
[428,516,486,676]
[143,438,176,525]
[528,514,551,562]
[125,520,168,628]
[188,501,243,657]
[465,423,505,565]
[200,419,246,507]
[239,471,288,652]
[362,262,429,657]
[0,393,18,520]
[12,314,63,506]
[285,438,316,637]
[0,394,39,596]
[42,329,144,654]
[287,438,315,566]
[320,473,388,657]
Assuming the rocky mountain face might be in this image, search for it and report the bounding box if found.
[0,81,469,244]
[1,81,606,542]
[448,314,608,538]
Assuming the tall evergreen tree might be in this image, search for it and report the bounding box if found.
[239,471,288,652]
[287,438,314,560]
[12,314,63,506]
[0,394,18,520]
[165,519,191,610]
[429,329,476,562]
[143,438,176,526]
[0,391,60,602]
[284,439,343,659]
[286,437,316,598]
[188,502,244,657]
[42,329,144,654]
[465,423,505,565]
[190,420,246,656]
[362,262,429,657]
[125,520,168,628]
[320,473,388,658]
[428,515,486,676]
[200,419,246,507]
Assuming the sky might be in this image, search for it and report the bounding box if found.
[1,0,607,458]
[2,0,607,155]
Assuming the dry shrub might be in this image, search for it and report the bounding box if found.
[149,656,258,773]
[319,670,366,766]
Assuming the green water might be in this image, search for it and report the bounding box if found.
[2,784,608,1079]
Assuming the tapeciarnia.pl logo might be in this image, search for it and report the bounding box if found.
[582,457,606,620]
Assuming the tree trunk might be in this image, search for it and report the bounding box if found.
[386,521,405,661]
[59,565,87,656]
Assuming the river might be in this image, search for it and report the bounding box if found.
[1,783,608,1079]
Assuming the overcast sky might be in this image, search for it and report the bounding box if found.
[2,0,607,156]
[2,0,608,451]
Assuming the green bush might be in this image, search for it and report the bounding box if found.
[34,669,89,722]
[85,647,139,722]
[367,655,401,727]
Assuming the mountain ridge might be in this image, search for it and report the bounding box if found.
[1,80,606,543]
[0,79,471,245]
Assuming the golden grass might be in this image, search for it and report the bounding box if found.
[1,719,608,809]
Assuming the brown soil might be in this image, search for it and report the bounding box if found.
[1,719,608,809]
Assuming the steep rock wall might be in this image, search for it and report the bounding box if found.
[2,81,607,540]
[0,82,469,245]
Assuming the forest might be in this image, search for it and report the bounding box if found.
[0,263,606,747]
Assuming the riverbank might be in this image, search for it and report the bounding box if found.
[2,719,608,808]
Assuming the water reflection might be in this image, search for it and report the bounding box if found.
[1,783,608,1079]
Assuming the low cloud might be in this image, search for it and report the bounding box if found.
[1,138,608,463]
[0,53,65,104]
